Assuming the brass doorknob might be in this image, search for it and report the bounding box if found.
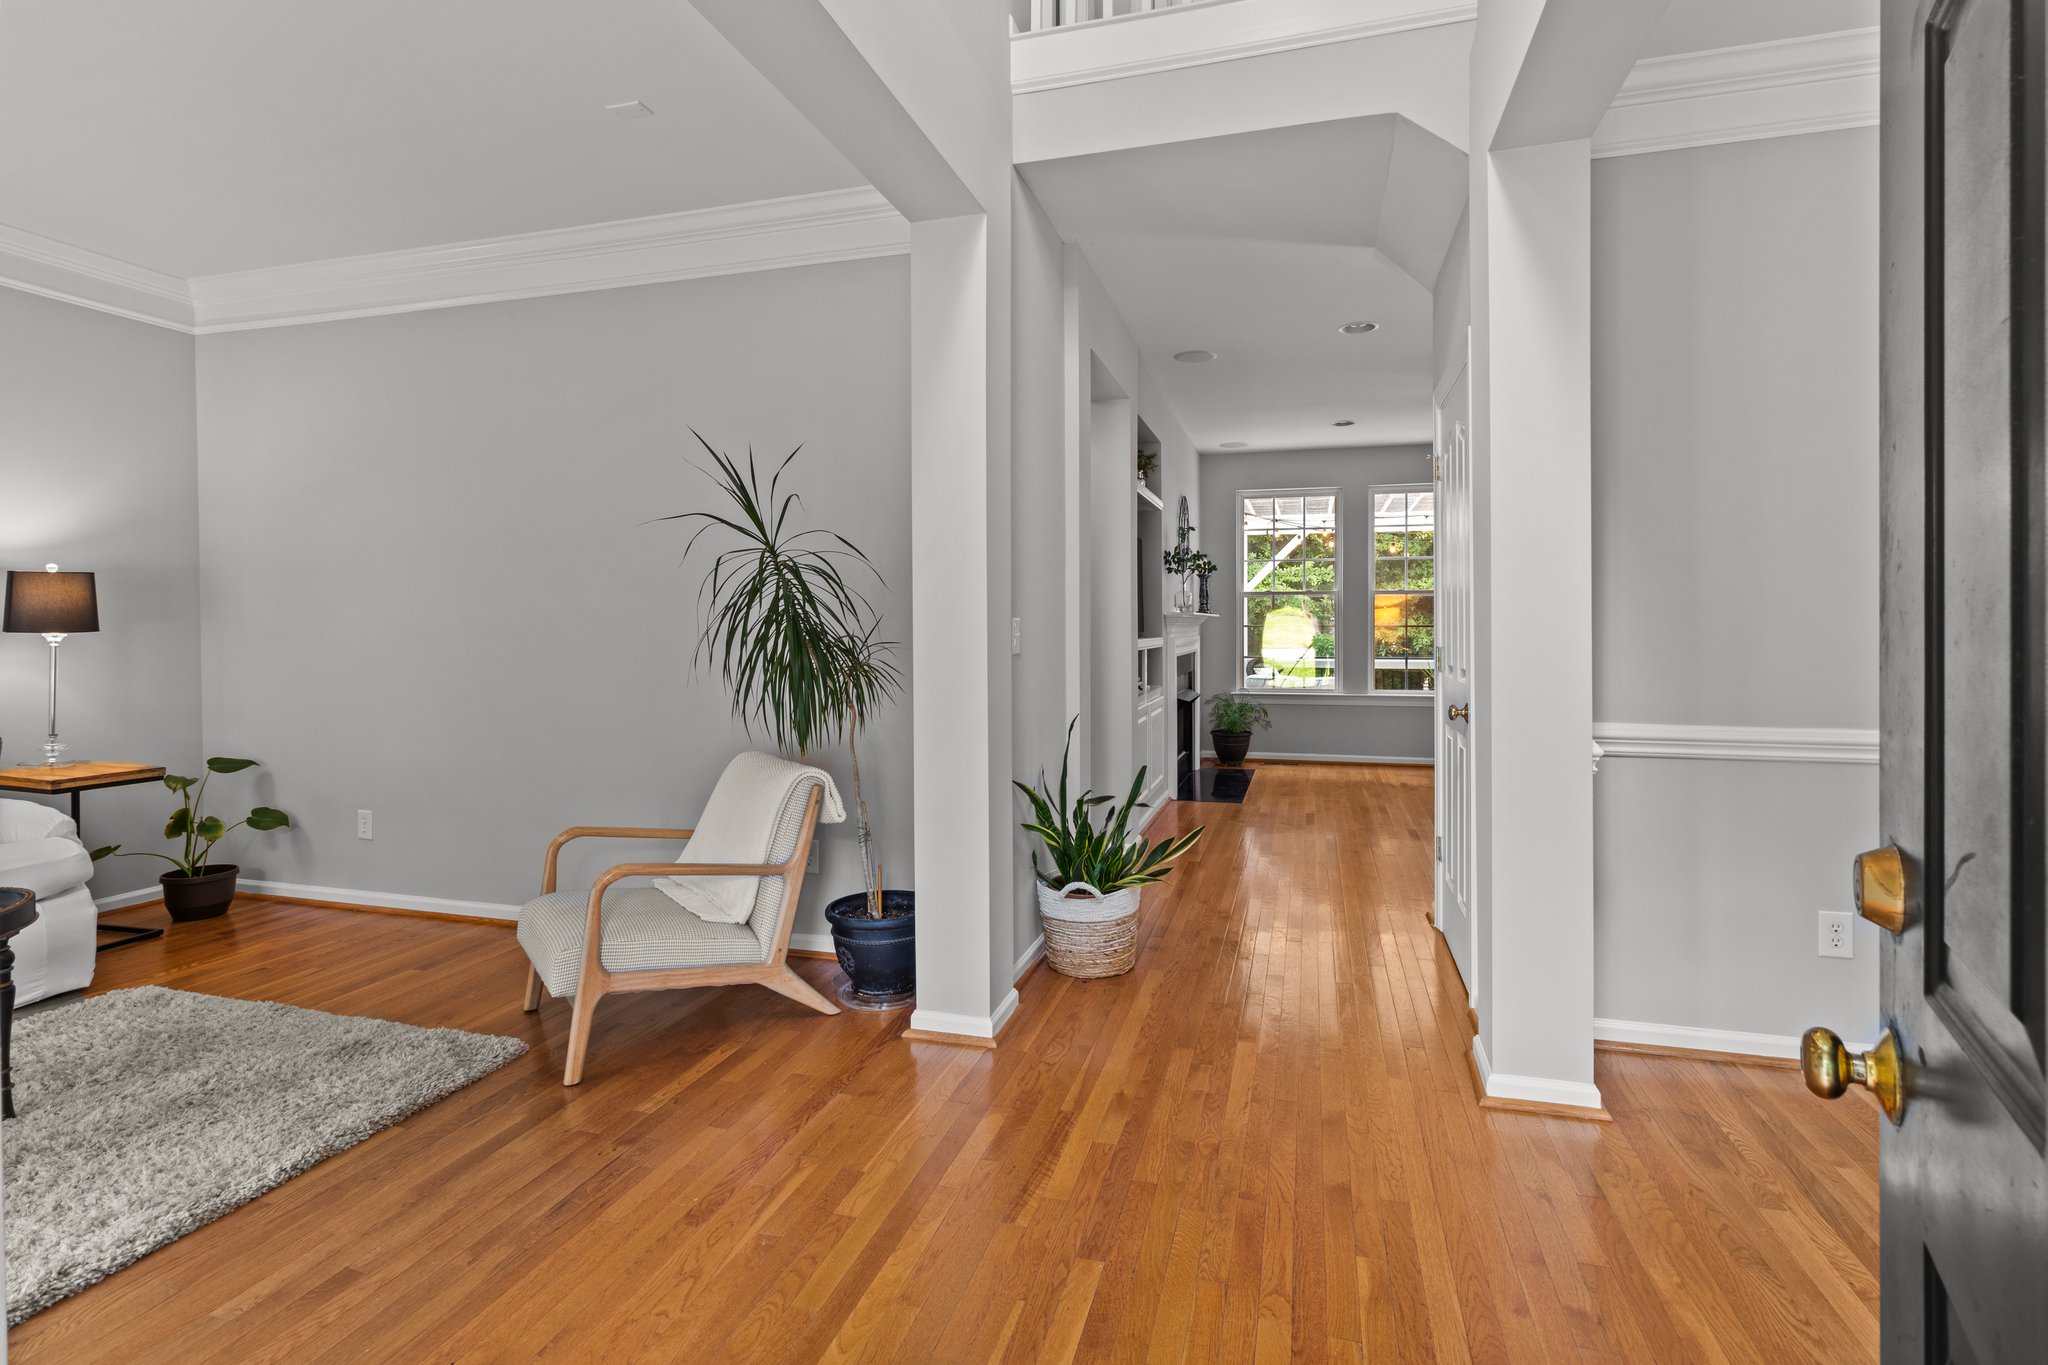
[1800,1026,1906,1124]
[1447,704,1470,722]
[1853,845,1906,933]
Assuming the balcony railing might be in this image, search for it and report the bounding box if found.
[1017,0,1245,36]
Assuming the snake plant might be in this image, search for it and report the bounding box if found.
[1015,720,1203,895]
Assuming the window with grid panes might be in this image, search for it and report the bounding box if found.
[1371,485,1434,692]
[1239,490,1338,690]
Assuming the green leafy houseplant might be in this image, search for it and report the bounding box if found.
[91,758,291,875]
[660,434,902,918]
[1014,721,1202,895]
[1207,695,1272,735]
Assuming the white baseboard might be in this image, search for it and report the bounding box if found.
[1201,749,1432,765]
[94,885,168,912]
[1472,1035,1606,1110]
[1595,1016,1827,1060]
[789,931,835,956]
[235,878,520,920]
[907,993,1018,1041]
[1014,934,1045,983]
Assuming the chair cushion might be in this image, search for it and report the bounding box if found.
[0,837,93,901]
[654,751,843,925]
[0,799,80,844]
[517,887,769,999]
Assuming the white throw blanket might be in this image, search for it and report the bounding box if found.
[655,751,845,924]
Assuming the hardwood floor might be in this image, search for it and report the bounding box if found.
[15,762,1878,1363]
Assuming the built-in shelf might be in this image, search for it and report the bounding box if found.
[1135,480,1164,510]
[1164,610,1219,621]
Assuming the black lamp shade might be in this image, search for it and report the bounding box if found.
[4,570,98,634]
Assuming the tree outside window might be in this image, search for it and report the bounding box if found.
[1371,486,1435,692]
[1240,491,1338,690]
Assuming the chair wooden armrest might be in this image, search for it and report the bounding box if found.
[542,826,696,893]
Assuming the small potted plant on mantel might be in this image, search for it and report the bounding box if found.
[91,759,291,921]
[1015,721,1202,979]
[1164,530,1216,615]
[1207,694,1271,768]
[665,435,912,1008]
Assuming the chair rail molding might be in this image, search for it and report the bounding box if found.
[1592,27,1878,159]
[1010,0,1475,94]
[1591,721,1879,765]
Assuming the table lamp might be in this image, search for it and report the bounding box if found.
[4,565,98,766]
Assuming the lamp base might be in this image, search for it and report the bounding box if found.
[39,737,67,767]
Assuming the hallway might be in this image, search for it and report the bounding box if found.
[20,763,1877,1363]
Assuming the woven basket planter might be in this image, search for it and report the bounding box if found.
[1036,881,1141,979]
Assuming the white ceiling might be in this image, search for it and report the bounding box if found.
[0,0,866,278]
[1641,0,1876,58]
[1020,116,1464,454]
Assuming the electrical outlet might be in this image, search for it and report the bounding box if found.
[1819,909,1853,958]
[357,809,373,840]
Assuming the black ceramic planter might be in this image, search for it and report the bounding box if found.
[161,864,238,922]
[825,890,916,1010]
[1211,730,1253,767]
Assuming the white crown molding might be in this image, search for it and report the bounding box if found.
[0,221,193,331]
[0,189,908,336]
[1592,27,1879,159]
[1011,0,1475,95]
[189,187,910,333]
[1591,721,1879,765]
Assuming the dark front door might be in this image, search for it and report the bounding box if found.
[1864,1,2048,1359]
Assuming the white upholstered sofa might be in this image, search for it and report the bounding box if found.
[0,799,99,1004]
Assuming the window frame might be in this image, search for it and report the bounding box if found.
[1367,481,1436,696]
[1235,485,1342,693]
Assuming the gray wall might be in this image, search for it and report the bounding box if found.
[1432,205,1471,388]
[1197,444,1435,761]
[1009,174,1068,968]
[0,289,202,899]
[193,258,913,943]
[1592,127,1881,1047]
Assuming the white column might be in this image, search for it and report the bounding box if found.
[1467,137,1600,1108]
[907,213,1017,1037]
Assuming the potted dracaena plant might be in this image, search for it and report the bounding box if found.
[662,434,911,1007]
[91,758,291,921]
[1015,720,1202,979]
[1207,694,1271,768]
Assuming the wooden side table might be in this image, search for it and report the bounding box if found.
[0,761,167,950]
[0,887,39,1118]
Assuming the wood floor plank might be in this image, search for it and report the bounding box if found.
[14,761,1878,1363]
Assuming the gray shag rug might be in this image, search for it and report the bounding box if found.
[2,986,526,1323]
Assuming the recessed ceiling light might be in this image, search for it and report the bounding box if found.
[1332,419,1356,427]
[1338,321,1378,334]
[1219,441,1248,449]
[1173,350,1216,363]
[606,100,656,120]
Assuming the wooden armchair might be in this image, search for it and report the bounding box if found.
[517,779,835,1086]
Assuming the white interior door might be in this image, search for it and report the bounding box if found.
[1433,352,1475,995]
